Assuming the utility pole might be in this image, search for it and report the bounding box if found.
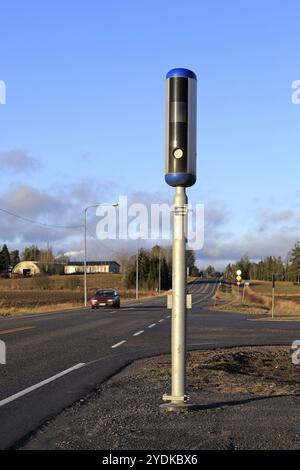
[161,68,197,411]
[136,251,139,300]
[83,206,89,307]
[158,250,161,295]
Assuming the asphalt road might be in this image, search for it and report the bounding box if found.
[0,279,300,449]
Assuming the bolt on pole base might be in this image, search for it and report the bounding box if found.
[162,393,189,403]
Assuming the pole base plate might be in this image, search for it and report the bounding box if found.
[160,402,199,412]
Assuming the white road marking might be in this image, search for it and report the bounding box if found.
[133,330,144,337]
[148,323,156,328]
[167,315,171,319]
[111,340,127,349]
[158,319,164,323]
[0,363,85,408]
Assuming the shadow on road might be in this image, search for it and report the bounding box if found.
[188,393,299,412]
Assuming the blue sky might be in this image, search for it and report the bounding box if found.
[0,0,300,268]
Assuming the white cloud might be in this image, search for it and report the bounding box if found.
[0,180,299,270]
[258,208,295,230]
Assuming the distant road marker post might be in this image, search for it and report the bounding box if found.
[242,281,250,303]
[271,274,276,319]
[161,68,198,412]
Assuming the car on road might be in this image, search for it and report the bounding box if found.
[90,289,121,309]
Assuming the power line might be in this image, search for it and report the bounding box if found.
[0,207,83,229]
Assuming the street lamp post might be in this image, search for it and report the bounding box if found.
[83,203,118,307]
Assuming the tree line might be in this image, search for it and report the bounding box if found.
[0,244,20,274]
[124,245,200,291]
[0,242,200,285]
[224,242,300,282]
[0,244,69,275]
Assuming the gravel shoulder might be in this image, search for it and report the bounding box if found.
[20,346,300,450]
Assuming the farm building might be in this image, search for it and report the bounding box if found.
[64,261,120,275]
[12,261,41,277]
[11,260,120,277]
[12,261,64,277]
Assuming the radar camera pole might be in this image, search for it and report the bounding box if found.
[161,68,197,411]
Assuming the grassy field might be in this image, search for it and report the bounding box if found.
[0,273,124,291]
[0,273,159,316]
[250,280,300,297]
[0,273,201,317]
[212,280,300,317]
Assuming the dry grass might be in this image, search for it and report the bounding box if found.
[130,346,300,396]
[0,302,82,317]
[0,273,164,317]
[245,286,300,314]
[211,282,300,316]
[251,280,300,297]
[0,273,124,291]
[0,289,161,317]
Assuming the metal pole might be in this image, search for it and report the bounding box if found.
[271,274,275,318]
[136,251,139,300]
[272,287,275,318]
[158,251,161,295]
[84,208,87,307]
[171,186,188,403]
[242,284,245,303]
